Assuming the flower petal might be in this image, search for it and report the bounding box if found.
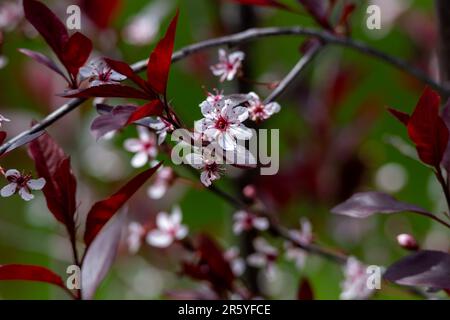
[0,183,17,197]
[131,152,148,168]
[27,178,46,190]
[146,230,173,248]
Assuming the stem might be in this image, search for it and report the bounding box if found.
[434,166,450,218]
[1,26,446,155]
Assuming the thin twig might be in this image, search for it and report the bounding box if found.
[1,26,446,155]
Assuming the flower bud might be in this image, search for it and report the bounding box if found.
[396,233,419,251]
[243,184,257,200]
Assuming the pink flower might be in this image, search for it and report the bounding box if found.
[185,151,224,187]
[247,92,281,122]
[126,222,146,254]
[0,113,10,127]
[210,49,245,82]
[1,169,45,201]
[147,117,174,145]
[232,210,269,235]
[147,166,176,199]
[340,257,374,300]
[195,98,252,151]
[124,127,158,168]
[396,233,419,251]
[206,89,224,106]
[79,58,126,87]
[284,218,313,269]
[224,247,246,277]
[247,238,279,278]
[146,206,188,248]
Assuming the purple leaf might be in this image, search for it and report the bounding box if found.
[61,84,152,100]
[81,210,125,300]
[384,250,450,290]
[90,105,137,139]
[331,192,430,218]
[441,99,450,170]
[19,48,68,81]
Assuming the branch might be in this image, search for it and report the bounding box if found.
[1,26,445,155]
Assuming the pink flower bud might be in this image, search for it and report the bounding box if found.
[397,233,419,251]
[243,184,257,199]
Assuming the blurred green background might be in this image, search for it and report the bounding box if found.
[0,0,447,299]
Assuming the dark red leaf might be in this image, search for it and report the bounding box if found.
[0,131,6,145]
[0,264,67,292]
[62,84,152,100]
[384,250,450,290]
[126,100,164,125]
[84,163,162,246]
[388,107,410,126]
[91,105,137,139]
[226,0,294,11]
[441,99,450,170]
[80,0,121,30]
[147,11,179,96]
[61,32,93,77]
[19,48,68,81]
[331,192,431,218]
[81,210,125,300]
[28,132,77,236]
[297,278,314,300]
[23,0,68,56]
[104,58,151,93]
[407,87,449,167]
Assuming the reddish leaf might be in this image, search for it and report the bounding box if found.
[384,250,450,290]
[388,107,410,126]
[84,163,162,246]
[62,84,152,100]
[80,0,121,30]
[126,100,164,125]
[331,192,431,218]
[19,48,68,81]
[28,133,77,237]
[104,58,151,92]
[407,87,449,167]
[61,32,93,77]
[0,264,68,292]
[147,11,179,96]
[227,0,294,11]
[91,105,137,139]
[81,210,125,300]
[297,278,314,300]
[23,0,68,57]
[0,131,6,145]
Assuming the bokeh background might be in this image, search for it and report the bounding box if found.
[0,0,447,299]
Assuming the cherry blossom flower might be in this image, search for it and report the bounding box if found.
[247,92,281,122]
[206,89,224,106]
[195,98,252,151]
[124,127,158,168]
[1,169,45,201]
[232,210,269,235]
[0,1,23,32]
[185,151,224,187]
[0,113,10,127]
[147,117,174,145]
[247,237,279,279]
[224,247,246,277]
[284,218,313,269]
[210,49,245,82]
[127,222,146,254]
[147,166,176,199]
[340,257,374,300]
[146,206,188,248]
[79,58,126,87]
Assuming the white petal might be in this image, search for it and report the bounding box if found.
[147,183,167,199]
[175,225,188,240]
[247,253,267,268]
[266,102,281,115]
[217,132,236,151]
[146,230,173,248]
[109,70,127,81]
[229,125,252,140]
[185,153,204,169]
[253,217,269,231]
[171,206,183,224]
[79,66,95,80]
[233,106,249,122]
[27,178,46,190]
[200,170,212,187]
[131,152,148,168]
[1,183,17,197]
[124,139,142,152]
[19,188,34,201]
[156,212,172,231]
[229,51,245,62]
[5,169,20,179]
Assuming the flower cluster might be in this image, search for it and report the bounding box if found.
[340,257,375,300]
[79,58,126,87]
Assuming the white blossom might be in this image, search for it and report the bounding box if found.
[340,257,374,300]
[210,49,245,82]
[284,218,313,269]
[185,151,224,187]
[146,206,188,248]
[247,238,279,279]
[1,169,45,201]
[224,247,246,277]
[127,222,146,254]
[232,210,269,235]
[147,166,175,199]
[147,117,174,145]
[124,127,158,168]
[247,92,281,122]
[79,58,126,87]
